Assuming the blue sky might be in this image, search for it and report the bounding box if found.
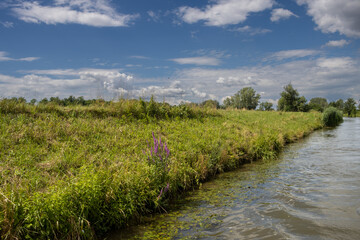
[1,0,359,105]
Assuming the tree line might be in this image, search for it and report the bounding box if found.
[2,84,359,116]
[221,84,359,116]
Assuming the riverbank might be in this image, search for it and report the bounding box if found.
[114,117,360,240]
[0,102,322,239]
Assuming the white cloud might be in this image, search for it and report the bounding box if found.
[12,0,139,27]
[0,21,14,28]
[324,39,350,48]
[170,57,221,66]
[231,25,272,35]
[191,88,216,99]
[147,10,161,22]
[216,75,256,86]
[1,69,189,103]
[79,70,134,95]
[266,49,320,61]
[297,0,360,38]
[0,68,134,99]
[177,0,274,26]
[270,8,298,22]
[173,56,360,102]
[129,56,150,60]
[0,51,39,62]
[2,57,360,104]
[316,57,354,69]
[136,84,186,99]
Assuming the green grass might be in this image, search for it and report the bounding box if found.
[0,100,322,239]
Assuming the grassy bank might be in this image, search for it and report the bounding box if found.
[0,100,322,239]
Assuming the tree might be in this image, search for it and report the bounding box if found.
[200,99,220,109]
[344,98,357,117]
[39,98,49,105]
[296,96,309,112]
[259,102,273,111]
[223,87,260,110]
[30,99,37,105]
[335,99,344,111]
[278,83,308,112]
[309,97,328,112]
[223,97,232,108]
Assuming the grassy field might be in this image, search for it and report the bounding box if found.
[0,99,322,239]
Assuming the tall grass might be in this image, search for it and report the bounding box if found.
[0,99,322,239]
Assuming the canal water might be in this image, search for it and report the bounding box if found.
[109,118,360,240]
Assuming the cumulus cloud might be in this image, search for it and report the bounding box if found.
[177,0,274,26]
[1,68,191,103]
[0,68,134,99]
[324,39,350,48]
[216,75,256,86]
[0,73,91,99]
[136,84,186,99]
[12,0,139,27]
[297,0,360,37]
[2,56,360,104]
[191,88,216,99]
[79,70,134,94]
[266,49,320,61]
[270,8,298,22]
[174,56,360,102]
[0,51,39,62]
[231,25,272,35]
[170,57,221,66]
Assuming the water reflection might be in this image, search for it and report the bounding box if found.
[109,118,360,240]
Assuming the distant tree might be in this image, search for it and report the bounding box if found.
[344,98,357,117]
[64,95,76,106]
[17,97,27,103]
[30,99,37,105]
[49,97,62,105]
[309,97,328,112]
[335,99,345,111]
[329,99,344,111]
[39,98,49,104]
[278,84,308,112]
[200,99,220,109]
[76,96,86,106]
[259,102,273,111]
[224,87,260,110]
[297,96,309,112]
[223,97,233,108]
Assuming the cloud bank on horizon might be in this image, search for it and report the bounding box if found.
[1,0,360,105]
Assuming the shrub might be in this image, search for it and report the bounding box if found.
[322,107,343,127]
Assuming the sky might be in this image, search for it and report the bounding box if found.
[0,0,360,105]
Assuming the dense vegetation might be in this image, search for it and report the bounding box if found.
[0,98,322,239]
[322,107,344,127]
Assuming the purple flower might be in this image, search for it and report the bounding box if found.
[157,188,163,200]
[164,183,170,193]
[157,183,170,200]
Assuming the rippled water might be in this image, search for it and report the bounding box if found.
[110,118,360,240]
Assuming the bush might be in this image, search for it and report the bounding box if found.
[322,107,343,127]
